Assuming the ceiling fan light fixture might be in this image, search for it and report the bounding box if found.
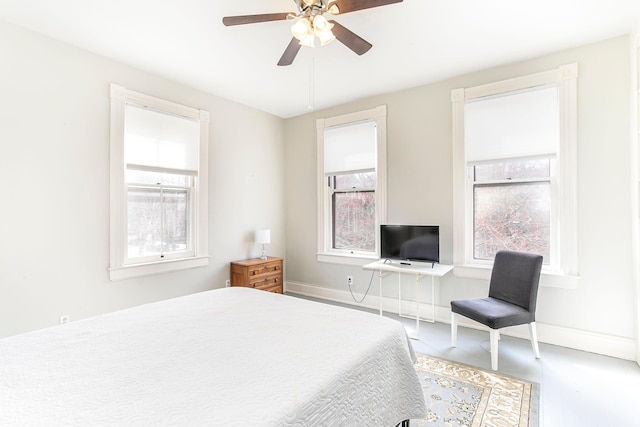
[312,15,335,45]
[299,34,316,48]
[317,30,336,46]
[291,17,313,41]
[312,15,331,33]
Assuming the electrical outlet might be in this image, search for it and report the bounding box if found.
[347,275,353,286]
[59,315,70,325]
[225,279,231,288]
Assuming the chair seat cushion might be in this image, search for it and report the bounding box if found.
[450,297,534,329]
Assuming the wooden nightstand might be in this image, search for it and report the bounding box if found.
[230,257,283,294]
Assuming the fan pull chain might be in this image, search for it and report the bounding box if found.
[308,54,315,111]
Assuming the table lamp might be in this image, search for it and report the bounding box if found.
[255,228,271,260]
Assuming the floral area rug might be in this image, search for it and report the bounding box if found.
[411,354,539,427]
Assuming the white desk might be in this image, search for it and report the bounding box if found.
[363,260,453,339]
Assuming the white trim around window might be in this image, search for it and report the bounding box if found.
[109,84,209,280]
[316,106,387,264]
[452,64,579,288]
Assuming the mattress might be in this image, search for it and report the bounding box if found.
[0,287,427,426]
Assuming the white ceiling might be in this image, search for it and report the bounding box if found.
[1,0,640,118]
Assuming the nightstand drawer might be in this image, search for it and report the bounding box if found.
[259,283,283,294]
[249,276,281,291]
[247,261,282,280]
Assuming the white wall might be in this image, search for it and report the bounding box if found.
[0,21,285,338]
[284,35,637,360]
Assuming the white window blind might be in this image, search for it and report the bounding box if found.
[464,85,559,163]
[324,120,376,174]
[125,104,200,174]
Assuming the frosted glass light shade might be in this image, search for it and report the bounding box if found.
[313,15,331,33]
[291,18,313,41]
[317,28,335,46]
[299,34,315,48]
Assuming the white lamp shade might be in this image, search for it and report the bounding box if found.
[255,229,271,245]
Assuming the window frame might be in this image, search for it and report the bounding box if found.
[316,106,387,264]
[452,64,579,288]
[109,84,209,280]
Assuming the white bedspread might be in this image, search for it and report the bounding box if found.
[0,287,427,426]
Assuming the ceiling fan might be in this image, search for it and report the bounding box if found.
[223,0,404,66]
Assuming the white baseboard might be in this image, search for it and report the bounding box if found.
[285,280,636,361]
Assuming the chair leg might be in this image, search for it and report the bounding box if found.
[489,329,499,370]
[451,312,457,347]
[529,322,541,359]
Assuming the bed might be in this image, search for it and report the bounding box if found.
[0,287,427,426]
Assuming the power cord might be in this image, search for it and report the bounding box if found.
[348,269,376,304]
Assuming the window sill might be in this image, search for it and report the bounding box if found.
[109,256,209,281]
[317,253,378,266]
[453,264,579,289]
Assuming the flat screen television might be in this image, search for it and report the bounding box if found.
[380,225,439,265]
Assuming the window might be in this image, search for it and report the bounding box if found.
[317,106,387,263]
[109,84,209,280]
[452,64,578,283]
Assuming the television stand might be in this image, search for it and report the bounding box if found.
[363,260,453,339]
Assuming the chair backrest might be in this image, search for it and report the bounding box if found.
[488,250,543,313]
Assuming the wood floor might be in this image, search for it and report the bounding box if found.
[289,293,639,427]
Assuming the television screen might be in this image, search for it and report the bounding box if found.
[380,225,439,264]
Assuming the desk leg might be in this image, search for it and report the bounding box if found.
[431,275,436,323]
[415,273,420,338]
[398,273,402,316]
[378,270,383,316]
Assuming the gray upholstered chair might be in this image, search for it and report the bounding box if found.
[450,250,543,370]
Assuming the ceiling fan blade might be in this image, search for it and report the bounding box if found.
[278,38,302,66]
[222,13,290,26]
[333,0,403,14]
[329,20,372,56]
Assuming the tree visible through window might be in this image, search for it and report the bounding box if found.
[473,159,551,261]
[332,172,376,251]
[125,169,191,259]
